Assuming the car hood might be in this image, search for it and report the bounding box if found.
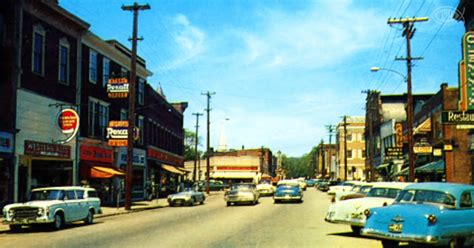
[335,197,395,213]
[5,200,63,209]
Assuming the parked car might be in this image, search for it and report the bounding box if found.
[167,188,206,207]
[256,182,275,196]
[362,182,474,247]
[318,180,339,192]
[224,183,259,206]
[195,180,228,191]
[296,178,308,191]
[332,182,374,203]
[274,180,303,203]
[325,182,411,234]
[2,186,101,231]
[327,180,359,195]
[305,179,317,187]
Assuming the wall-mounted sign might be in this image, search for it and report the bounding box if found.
[385,147,403,158]
[107,77,129,98]
[25,140,70,158]
[107,121,128,146]
[441,111,474,124]
[459,60,468,111]
[462,31,474,110]
[413,146,433,154]
[444,144,453,151]
[0,132,13,153]
[56,108,80,144]
[148,146,184,165]
[80,145,113,163]
[433,149,442,156]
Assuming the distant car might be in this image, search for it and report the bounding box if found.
[318,180,339,192]
[274,181,303,203]
[332,182,374,203]
[296,178,308,191]
[2,186,101,231]
[195,180,228,191]
[167,188,206,207]
[224,183,259,206]
[325,182,411,234]
[327,181,359,195]
[362,182,474,247]
[256,182,275,196]
[305,179,317,187]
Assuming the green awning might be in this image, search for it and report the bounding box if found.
[415,160,444,174]
[376,163,390,170]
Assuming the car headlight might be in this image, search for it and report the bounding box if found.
[8,209,15,217]
[37,208,44,216]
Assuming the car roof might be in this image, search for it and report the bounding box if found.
[370,182,412,189]
[404,182,474,196]
[32,186,95,191]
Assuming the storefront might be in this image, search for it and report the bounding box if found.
[117,147,146,201]
[147,146,185,198]
[17,140,73,202]
[0,131,14,208]
[79,141,124,205]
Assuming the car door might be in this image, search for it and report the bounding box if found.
[64,190,79,221]
[75,189,88,220]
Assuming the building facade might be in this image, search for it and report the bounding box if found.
[335,116,366,181]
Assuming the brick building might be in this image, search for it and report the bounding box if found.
[335,116,366,181]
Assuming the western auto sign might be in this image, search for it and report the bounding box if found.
[107,77,129,98]
[107,121,128,146]
[56,108,79,144]
[25,140,71,158]
[463,32,474,110]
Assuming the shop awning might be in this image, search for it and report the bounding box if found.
[90,166,125,178]
[376,163,390,170]
[161,164,185,175]
[211,172,258,179]
[415,160,444,173]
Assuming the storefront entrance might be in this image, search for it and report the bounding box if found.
[31,159,73,188]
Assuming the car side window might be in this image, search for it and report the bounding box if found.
[76,190,85,199]
[65,190,76,200]
[87,190,98,198]
[460,191,472,208]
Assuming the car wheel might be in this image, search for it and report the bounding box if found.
[190,197,195,206]
[274,200,279,204]
[84,210,94,224]
[381,240,399,248]
[226,202,231,207]
[9,225,22,232]
[52,213,64,230]
[351,226,361,235]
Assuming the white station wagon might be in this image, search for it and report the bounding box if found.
[2,186,101,231]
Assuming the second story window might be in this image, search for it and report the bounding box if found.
[138,79,145,105]
[58,38,70,84]
[138,115,144,144]
[103,57,110,87]
[88,98,109,139]
[346,149,353,159]
[89,49,98,83]
[32,25,45,75]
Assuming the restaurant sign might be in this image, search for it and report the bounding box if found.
[107,77,129,98]
[441,111,474,124]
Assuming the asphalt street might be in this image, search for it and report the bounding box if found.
[0,189,382,248]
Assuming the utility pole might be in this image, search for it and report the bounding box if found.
[122,2,150,210]
[343,115,348,181]
[192,113,203,183]
[202,91,215,194]
[388,17,428,182]
[319,139,324,178]
[325,125,335,179]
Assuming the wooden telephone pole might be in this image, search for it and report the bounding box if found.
[192,113,203,182]
[202,91,215,194]
[122,2,150,210]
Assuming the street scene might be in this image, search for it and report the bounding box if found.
[2,0,474,247]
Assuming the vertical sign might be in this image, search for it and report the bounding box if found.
[395,122,404,148]
[462,32,474,110]
[459,60,468,111]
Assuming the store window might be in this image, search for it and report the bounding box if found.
[32,25,45,75]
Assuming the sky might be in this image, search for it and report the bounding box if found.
[61,0,465,157]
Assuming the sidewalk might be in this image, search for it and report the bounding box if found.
[0,192,220,234]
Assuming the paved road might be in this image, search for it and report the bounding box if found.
[0,189,382,248]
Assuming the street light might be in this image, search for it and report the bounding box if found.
[371,66,414,182]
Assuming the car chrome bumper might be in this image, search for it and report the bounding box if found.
[3,216,53,225]
[361,228,439,244]
[274,195,302,200]
[225,196,255,202]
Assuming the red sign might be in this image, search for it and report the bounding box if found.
[57,109,79,134]
[24,140,71,158]
[148,147,184,165]
[80,145,113,163]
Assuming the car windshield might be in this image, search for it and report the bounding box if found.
[395,189,456,207]
[350,185,362,192]
[30,190,64,201]
[359,186,373,194]
[366,187,401,199]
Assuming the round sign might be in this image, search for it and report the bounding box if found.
[57,108,80,134]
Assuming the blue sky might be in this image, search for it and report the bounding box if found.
[61,0,464,157]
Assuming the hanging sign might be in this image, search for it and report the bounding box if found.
[462,32,474,110]
[56,108,80,144]
[106,121,139,146]
[107,77,129,98]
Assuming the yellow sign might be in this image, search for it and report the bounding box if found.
[413,146,432,154]
[444,144,453,151]
[395,123,404,147]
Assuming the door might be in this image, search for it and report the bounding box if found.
[75,189,89,220]
[64,190,79,221]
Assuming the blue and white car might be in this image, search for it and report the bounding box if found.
[362,182,474,247]
[274,180,303,203]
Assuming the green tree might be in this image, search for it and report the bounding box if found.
[184,129,202,161]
